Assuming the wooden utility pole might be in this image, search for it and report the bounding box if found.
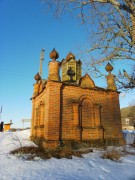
[39,48,45,78]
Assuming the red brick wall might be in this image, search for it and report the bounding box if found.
[60,85,123,142]
[31,81,124,148]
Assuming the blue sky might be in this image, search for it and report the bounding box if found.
[0,0,135,128]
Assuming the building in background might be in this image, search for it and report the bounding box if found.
[4,120,13,131]
[121,106,135,130]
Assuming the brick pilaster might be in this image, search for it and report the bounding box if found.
[44,81,62,142]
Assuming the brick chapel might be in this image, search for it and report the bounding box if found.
[30,48,124,148]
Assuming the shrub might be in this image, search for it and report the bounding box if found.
[102,149,121,162]
[10,145,83,160]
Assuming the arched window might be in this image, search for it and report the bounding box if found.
[39,101,45,126]
[79,98,95,129]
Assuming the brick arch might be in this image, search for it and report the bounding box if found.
[78,95,102,141]
[39,101,45,126]
[78,94,95,105]
[34,100,45,137]
[35,100,45,126]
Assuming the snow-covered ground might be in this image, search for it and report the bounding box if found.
[0,130,135,180]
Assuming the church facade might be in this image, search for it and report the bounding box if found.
[30,49,124,148]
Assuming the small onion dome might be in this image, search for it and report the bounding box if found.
[105,62,113,72]
[66,52,76,61]
[34,72,41,82]
[49,48,59,60]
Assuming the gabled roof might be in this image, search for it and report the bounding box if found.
[79,74,95,88]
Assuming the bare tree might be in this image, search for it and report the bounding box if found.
[43,0,135,89]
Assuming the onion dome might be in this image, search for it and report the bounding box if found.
[34,72,41,82]
[49,48,59,60]
[66,52,76,61]
[105,62,113,72]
